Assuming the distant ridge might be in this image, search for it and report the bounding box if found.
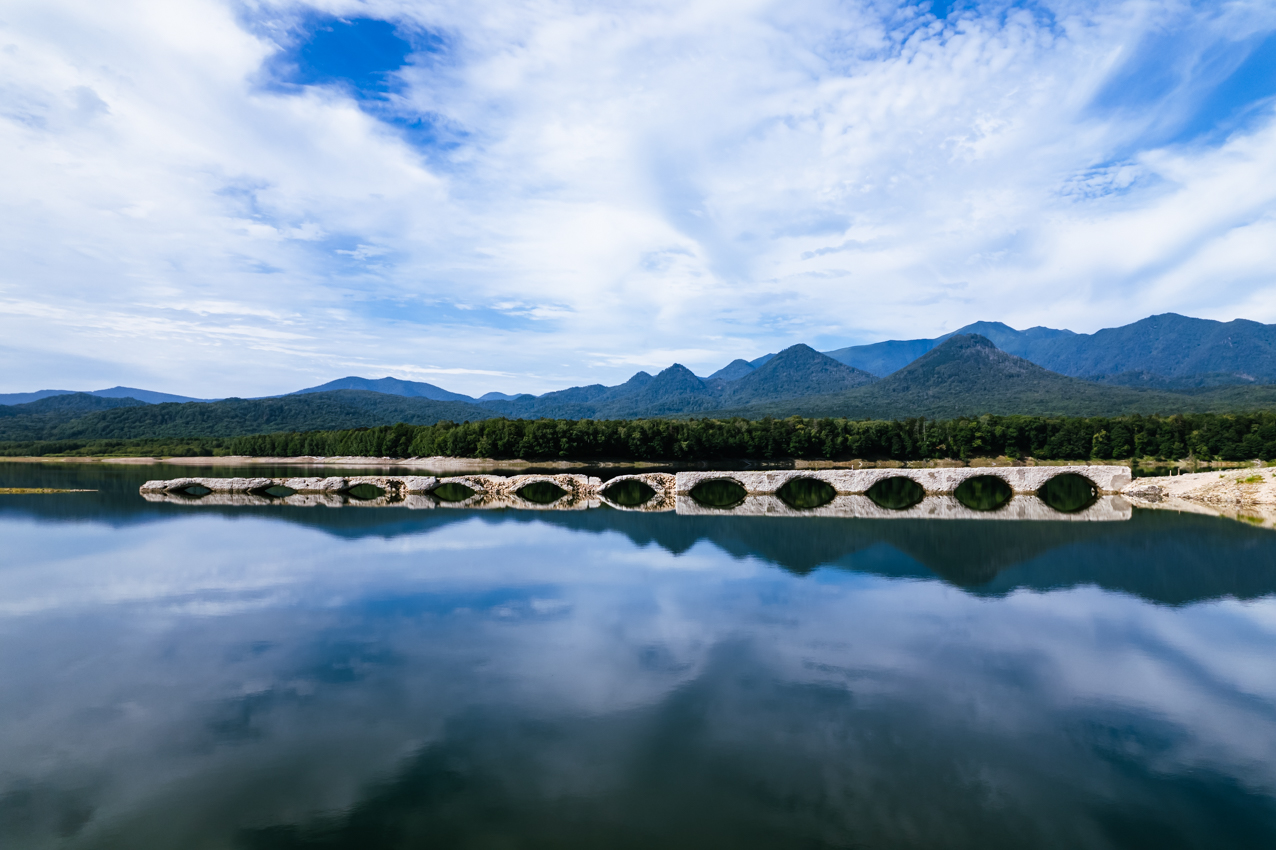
[7,339,1276,441]
[90,386,204,404]
[478,345,877,419]
[8,313,1276,416]
[811,314,1276,384]
[699,335,1276,420]
[0,393,148,417]
[291,376,475,403]
[0,390,76,406]
[707,359,756,381]
[0,387,203,406]
[718,344,876,405]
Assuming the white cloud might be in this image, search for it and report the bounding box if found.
[1,0,1275,395]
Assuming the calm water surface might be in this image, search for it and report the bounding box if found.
[1,462,1275,849]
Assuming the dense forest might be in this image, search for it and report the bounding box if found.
[7,412,1276,462]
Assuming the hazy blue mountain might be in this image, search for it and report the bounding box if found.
[1027,314,1276,380]
[0,393,148,417]
[817,314,1276,383]
[719,344,877,405]
[0,390,76,405]
[11,340,1276,440]
[700,335,1276,420]
[821,337,938,376]
[13,313,1276,429]
[478,347,878,419]
[0,387,202,405]
[820,322,1075,376]
[292,376,475,402]
[477,391,524,401]
[90,386,203,404]
[707,359,756,381]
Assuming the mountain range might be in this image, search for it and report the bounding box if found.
[0,386,206,406]
[5,313,1276,442]
[4,330,1276,443]
[807,313,1276,387]
[7,313,1275,410]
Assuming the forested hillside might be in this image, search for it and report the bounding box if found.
[705,335,1276,420]
[0,391,493,441]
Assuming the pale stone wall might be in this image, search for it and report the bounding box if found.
[674,493,1131,521]
[673,465,1131,495]
[140,476,439,494]
[595,473,677,512]
[138,467,1139,522]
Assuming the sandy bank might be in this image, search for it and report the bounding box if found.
[1122,467,1276,528]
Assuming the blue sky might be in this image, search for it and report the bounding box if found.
[2,0,1276,396]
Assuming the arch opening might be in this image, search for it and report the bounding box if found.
[1037,473,1098,513]
[866,477,925,511]
[603,479,656,507]
[432,482,476,502]
[776,477,836,510]
[689,479,747,509]
[518,481,568,504]
[346,483,385,501]
[954,475,1013,512]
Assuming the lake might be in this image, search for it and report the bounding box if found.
[1,461,1275,849]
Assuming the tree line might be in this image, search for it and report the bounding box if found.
[216,412,1276,462]
[6,413,1276,461]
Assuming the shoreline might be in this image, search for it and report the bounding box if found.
[1123,467,1276,528]
[1,454,1256,471]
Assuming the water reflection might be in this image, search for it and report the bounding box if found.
[0,463,1275,848]
[689,478,747,509]
[517,481,569,504]
[345,483,385,501]
[432,482,475,502]
[602,478,656,507]
[866,476,925,510]
[954,475,1013,511]
[776,477,837,510]
[1038,473,1099,513]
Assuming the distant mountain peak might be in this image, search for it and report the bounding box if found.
[647,363,709,392]
[708,359,756,382]
[719,342,877,405]
[880,333,1067,389]
[292,376,474,403]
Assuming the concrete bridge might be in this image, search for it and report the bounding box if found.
[140,465,1132,521]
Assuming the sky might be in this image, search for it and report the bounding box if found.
[2,0,1276,397]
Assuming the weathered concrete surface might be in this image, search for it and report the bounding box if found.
[140,476,438,495]
[675,493,1131,521]
[139,467,1142,522]
[141,491,439,509]
[1120,467,1276,528]
[674,465,1130,495]
[596,473,677,512]
[430,474,602,510]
